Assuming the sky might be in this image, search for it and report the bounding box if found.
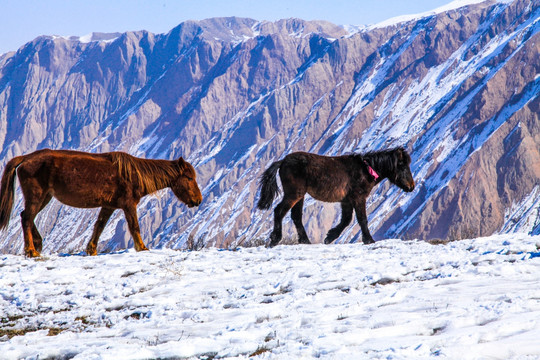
[0,0,458,55]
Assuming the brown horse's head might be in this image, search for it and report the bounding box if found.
[171,158,203,207]
[390,148,415,192]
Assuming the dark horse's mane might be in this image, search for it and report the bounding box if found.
[110,152,180,194]
[354,147,410,173]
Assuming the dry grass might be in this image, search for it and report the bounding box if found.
[0,325,65,339]
[249,346,271,356]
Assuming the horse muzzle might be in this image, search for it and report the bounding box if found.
[404,181,415,192]
[188,199,202,208]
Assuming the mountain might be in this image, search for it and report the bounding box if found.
[0,0,538,254]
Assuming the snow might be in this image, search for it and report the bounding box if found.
[365,0,490,30]
[1,233,540,359]
[500,186,540,235]
[52,33,119,44]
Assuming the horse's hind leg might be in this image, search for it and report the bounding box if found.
[31,194,52,253]
[17,170,48,257]
[291,198,310,244]
[86,207,114,256]
[20,199,44,257]
[324,202,353,244]
[269,197,298,247]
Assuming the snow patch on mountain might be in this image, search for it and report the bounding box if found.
[500,186,540,235]
[367,0,494,30]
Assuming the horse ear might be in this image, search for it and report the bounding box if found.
[177,157,187,171]
[399,147,411,163]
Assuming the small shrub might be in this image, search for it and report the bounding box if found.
[447,226,477,241]
[185,234,207,251]
[233,237,267,248]
[426,238,452,245]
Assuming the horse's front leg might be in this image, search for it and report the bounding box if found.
[353,198,375,244]
[86,207,115,256]
[324,202,353,244]
[123,205,149,252]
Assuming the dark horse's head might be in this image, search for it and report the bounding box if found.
[171,158,203,207]
[366,147,415,192]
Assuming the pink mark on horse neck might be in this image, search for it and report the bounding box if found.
[365,162,379,181]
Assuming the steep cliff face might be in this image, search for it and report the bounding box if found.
[0,0,538,254]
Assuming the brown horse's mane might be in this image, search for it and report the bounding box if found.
[110,152,180,194]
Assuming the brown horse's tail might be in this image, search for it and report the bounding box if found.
[0,156,24,230]
[257,160,282,210]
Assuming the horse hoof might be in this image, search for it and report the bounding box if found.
[33,242,43,253]
[25,250,41,258]
[363,239,375,245]
[136,247,149,252]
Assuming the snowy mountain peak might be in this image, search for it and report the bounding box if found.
[365,0,502,30]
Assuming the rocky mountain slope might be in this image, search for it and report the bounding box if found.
[0,0,538,254]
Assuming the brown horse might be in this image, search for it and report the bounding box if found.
[257,147,415,246]
[0,149,202,257]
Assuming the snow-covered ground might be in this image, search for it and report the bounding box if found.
[1,233,540,359]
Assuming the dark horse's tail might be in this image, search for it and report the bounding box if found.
[257,160,282,210]
[0,156,24,230]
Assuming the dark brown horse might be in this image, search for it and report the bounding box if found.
[0,149,202,257]
[257,147,415,246]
